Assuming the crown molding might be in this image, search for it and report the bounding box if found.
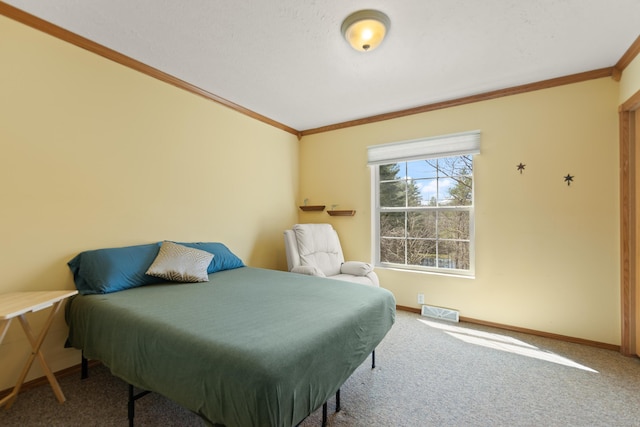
[2,2,637,138]
[300,68,614,136]
[613,34,640,81]
[0,2,299,136]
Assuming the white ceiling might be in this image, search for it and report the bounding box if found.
[4,1,640,132]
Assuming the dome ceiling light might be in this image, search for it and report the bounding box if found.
[341,9,390,52]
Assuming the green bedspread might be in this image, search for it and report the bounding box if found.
[66,267,396,426]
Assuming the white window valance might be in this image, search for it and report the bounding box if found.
[367,130,481,165]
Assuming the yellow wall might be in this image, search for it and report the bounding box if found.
[0,10,634,394]
[299,78,621,345]
[620,54,640,103]
[0,16,299,391]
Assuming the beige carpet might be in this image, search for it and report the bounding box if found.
[2,310,640,426]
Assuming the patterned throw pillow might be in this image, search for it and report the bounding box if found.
[146,241,214,283]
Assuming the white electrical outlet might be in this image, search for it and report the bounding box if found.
[417,293,424,304]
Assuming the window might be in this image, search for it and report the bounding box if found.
[368,131,480,276]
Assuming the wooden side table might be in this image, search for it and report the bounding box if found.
[0,290,78,409]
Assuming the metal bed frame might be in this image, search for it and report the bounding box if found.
[81,350,376,427]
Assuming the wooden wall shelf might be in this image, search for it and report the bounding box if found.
[299,205,325,212]
[327,210,356,216]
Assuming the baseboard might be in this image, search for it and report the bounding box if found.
[397,305,422,314]
[396,305,620,352]
[0,359,101,399]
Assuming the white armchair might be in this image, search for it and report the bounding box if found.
[284,223,379,287]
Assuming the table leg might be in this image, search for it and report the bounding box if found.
[1,300,66,409]
[0,318,11,346]
[0,319,15,408]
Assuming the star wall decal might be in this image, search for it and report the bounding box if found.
[516,163,526,174]
[564,174,574,186]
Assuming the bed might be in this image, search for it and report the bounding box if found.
[65,241,396,426]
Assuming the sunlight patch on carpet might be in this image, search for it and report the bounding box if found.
[417,318,598,373]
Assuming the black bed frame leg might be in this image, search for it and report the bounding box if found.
[127,384,151,427]
[81,354,88,379]
[128,384,135,427]
[315,349,375,427]
[322,401,327,427]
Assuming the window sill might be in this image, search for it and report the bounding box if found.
[376,264,475,279]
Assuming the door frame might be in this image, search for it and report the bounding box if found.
[620,89,640,355]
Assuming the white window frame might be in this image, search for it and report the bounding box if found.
[368,131,480,277]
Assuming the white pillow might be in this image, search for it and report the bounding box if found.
[146,241,214,283]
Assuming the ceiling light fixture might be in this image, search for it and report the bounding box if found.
[341,9,390,52]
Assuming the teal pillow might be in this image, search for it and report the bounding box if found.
[176,242,244,273]
[68,241,244,295]
[68,243,164,295]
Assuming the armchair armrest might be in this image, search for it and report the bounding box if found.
[340,261,373,276]
[291,265,326,277]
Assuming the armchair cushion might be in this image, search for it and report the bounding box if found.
[293,224,343,276]
[291,265,326,277]
[340,261,374,276]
